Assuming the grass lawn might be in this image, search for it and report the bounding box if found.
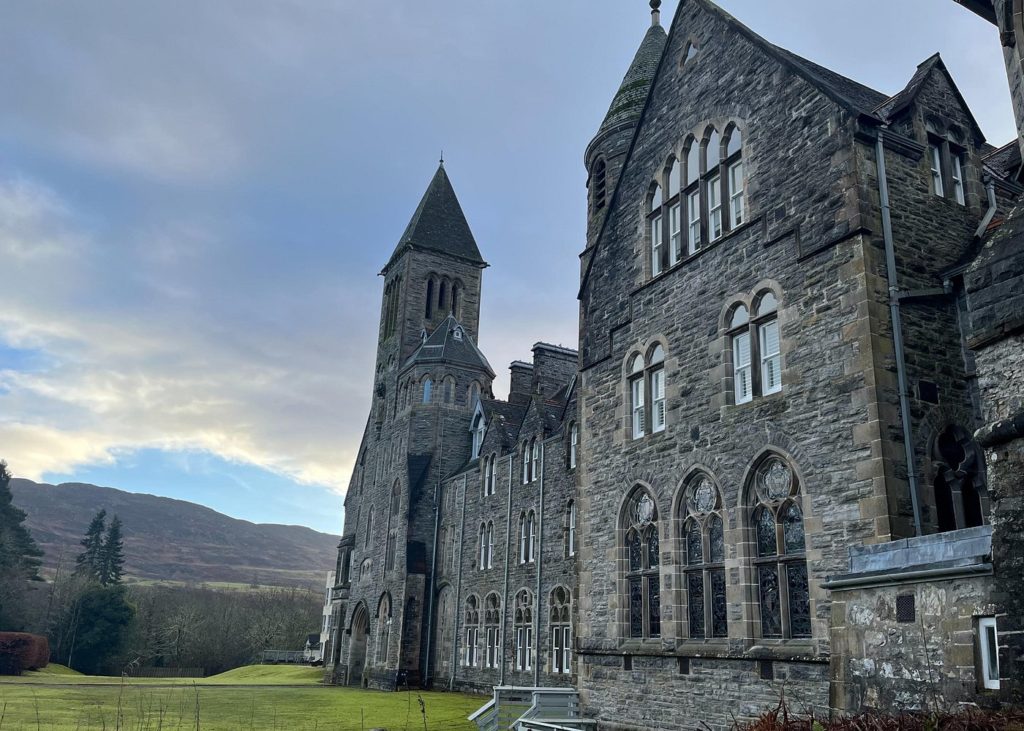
[0,665,484,729]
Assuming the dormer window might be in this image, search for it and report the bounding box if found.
[927,127,967,206]
[453,326,464,341]
[471,411,486,459]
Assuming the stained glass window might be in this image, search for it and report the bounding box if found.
[787,563,811,638]
[686,521,702,565]
[687,572,705,638]
[755,507,777,558]
[628,530,642,572]
[782,503,805,555]
[758,566,782,638]
[629,577,643,638]
[709,514,724,563]
[648,577,661,638]
[647,528,660,569]
[711,568,728,638]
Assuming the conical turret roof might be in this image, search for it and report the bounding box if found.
[384,164,484,271]
[595,21,667,139]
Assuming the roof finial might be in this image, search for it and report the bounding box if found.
[439,149,444,166]
[650,0,661,26]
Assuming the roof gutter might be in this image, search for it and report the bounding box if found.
[876,128,923,537]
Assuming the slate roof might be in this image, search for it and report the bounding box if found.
[772,46,888,114]
[384,164,484,271]
[595,22,668,140]
[982,141,1022,182]
[481,399,528,451]
[404,315,495,377]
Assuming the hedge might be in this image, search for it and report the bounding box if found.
[0,632,50,675]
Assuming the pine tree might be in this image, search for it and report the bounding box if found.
[0,461,44,630]
[76,510,106,579]
[0,461,43,579]
[99,515,124,586]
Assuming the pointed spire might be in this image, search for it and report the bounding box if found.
[383,163,484,270]
[594,8,667,138]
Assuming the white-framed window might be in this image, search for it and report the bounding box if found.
[728,291,781,404]
[569,422,578,469]
[669,201,682,263]
[930,143,944,197]
[486,522,494,569]
[952,154,966,205]
[978,617,1000,690]
[422,378,432,404]
[651,212,664,276]
[479,524,488,570]
[465,627,478,667]
[514,590,534,672]
[728,160,744,228]
[759,317,781,395]
[486,627,500,669]
[531,440,540,482]
[686,189,701,255]
[567,500,577,558]
[549,586,572,675]
[519,512,537,564]
[708,174,722,241]
[651,367,666,433]
[471,413,485,458]
[483,455,496,497]
[521,443,531,484]
[631,374,646,439]
[484,594,501,669]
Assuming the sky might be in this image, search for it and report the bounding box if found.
[0,1,1011,535]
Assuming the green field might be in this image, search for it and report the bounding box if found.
[0,665,483,729]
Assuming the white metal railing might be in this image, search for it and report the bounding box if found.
[470,687,595,731]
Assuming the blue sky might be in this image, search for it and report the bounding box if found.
[0,1,1011,534]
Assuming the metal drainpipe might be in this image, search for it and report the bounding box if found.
[499,453,514,686]
[450,474,468,688]
[974,178,998,240]
[534,441,545,687]
[423,407,444,685]
[876,128,923,537]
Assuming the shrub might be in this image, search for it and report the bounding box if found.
[0,632,50,675]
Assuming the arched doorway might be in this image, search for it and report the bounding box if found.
[348,605,369,687]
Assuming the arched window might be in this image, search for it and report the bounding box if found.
[749,456,811,639]
[649,183,665,276]
[629,345,668,439]
[931,424,987,531]
[592,157,607,213]
[623,488,661,639]
[463,596,480,667]
[469,381,481,406]
[479,523,488,570]
[484,593,501,669]
[569,422,578,469]
[438,526,447,573]
[365,509,374,548]
[484,454,497,496]
[471,412,486,458]
[531,439,540,481]
[724,125,745,228]
[451,282,461,318]
[435,586,454,673]
[727,290,781,405]
[443,376,455,404]
[438,280,448,312]
[549,586,572,675]
[360,558,372,581]
[486,521,494,569]
[521,442,531,484]
[684,138,701,255]
[513,589,534,671]
[422,378,433,404]
[519,510,536,564]
[425,278,435,319]
[566,501,577,558]
[680,475,727,639]
[376,594,391,664]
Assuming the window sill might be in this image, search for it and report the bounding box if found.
[724,389,786,413]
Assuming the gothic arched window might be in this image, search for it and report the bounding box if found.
[422,378,433,404]
[531,439,540,481]
[724,124,744,228]
[566,500,577,558]
[549,586,572,675]
[519,510,536,564]
[569,422,578,469]
[628,344,667,439]
[484,593,501,669]
[592,157,607,213]
[376,593,391,664]
[749,456,810,639]
[623,488,661,639]
[463,595,480,667]
[513,589,534,671]
[425,278,435,320]
[680,474,727,639]
[931,424,987,532]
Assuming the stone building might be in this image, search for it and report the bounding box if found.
[324,0,1023,726]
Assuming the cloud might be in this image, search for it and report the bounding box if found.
[0,175,368,491]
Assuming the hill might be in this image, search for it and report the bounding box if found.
[10,478,339,589]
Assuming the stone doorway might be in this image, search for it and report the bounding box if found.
[349,605,369,687]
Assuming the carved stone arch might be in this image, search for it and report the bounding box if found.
[750,278,784,308]
[672,465,724,526]
[616,480,663,531]
[737,447,808,512]
[377,591,392,618]
[622,348,645,377]
[679,35,700,68]
[643,335,669,365]
[346,600,370,632]
[719,295,753,332]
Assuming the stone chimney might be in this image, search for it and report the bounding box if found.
[508,361,534,406]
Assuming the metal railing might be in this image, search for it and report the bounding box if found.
[469,687,595,731]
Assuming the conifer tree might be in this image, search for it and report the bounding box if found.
[76,510,106,579]
[0,461,44,629]
[99,515,124,586]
